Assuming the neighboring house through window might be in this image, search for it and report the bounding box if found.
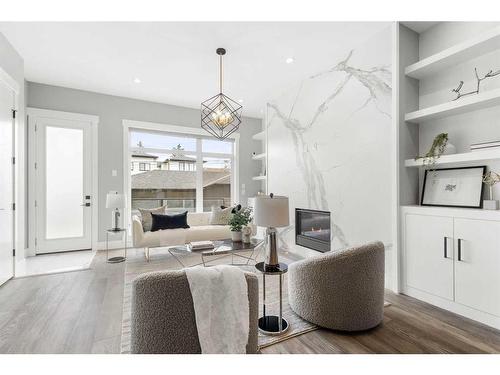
[129,129,235,214]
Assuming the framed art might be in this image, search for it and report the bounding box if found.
[421,166,486,208]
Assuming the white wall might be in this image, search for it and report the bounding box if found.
[27,82,263,242]
[0,32,26,259]
[417,22,500,200]
[266,26,393,270]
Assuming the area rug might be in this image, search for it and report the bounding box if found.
[120,248,317,353]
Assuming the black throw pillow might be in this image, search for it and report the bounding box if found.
[150,211,190,231]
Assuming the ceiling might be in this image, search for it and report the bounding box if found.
[0,22,390,118]
[400,22,439,34]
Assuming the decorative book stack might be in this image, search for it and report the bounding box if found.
[188,241,215,252]
[470,140,500,152]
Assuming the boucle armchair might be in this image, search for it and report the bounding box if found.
[131,270,259,354]
[288,241,385,331]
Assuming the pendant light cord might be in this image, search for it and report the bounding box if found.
[219,53,223,94]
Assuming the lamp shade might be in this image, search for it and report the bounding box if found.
[106,192,126,209]
[253,195,289,228]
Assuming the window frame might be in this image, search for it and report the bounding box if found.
[123,119,239,227]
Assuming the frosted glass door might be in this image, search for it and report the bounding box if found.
[0,82,14,285]
[45,126,84,239]
[34,116,92,253]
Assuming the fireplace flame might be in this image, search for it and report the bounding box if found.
[311,227,322,232]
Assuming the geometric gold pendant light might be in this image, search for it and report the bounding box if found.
[201,48,243,140]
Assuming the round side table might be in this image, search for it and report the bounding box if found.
[255,262,289,335]
[106,228,127,263]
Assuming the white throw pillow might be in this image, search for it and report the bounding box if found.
[209,206,233,225]
[138,205,167,232]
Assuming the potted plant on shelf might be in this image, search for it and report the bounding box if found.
[415,133,456,169]
[229,207,253,242]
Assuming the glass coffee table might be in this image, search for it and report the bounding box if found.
[168,238,264,268]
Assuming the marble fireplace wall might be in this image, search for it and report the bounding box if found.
[266,26,392,259]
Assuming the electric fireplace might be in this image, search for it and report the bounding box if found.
[295,208,331,252]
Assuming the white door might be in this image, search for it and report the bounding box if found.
[0,82,15,285]
[33,115,93,253]
[454,218,500,317]
[405,213,454,301]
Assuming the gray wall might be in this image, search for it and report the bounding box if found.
[0,32,26,257]
[26,82,263,242]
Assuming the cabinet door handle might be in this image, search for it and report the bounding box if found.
[457,238,463,261]
[443,236,448,258]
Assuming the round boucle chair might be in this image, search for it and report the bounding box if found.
[131,270,259,354]
[288,241,385,331]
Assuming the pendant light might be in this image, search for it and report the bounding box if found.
[201,48,242,140]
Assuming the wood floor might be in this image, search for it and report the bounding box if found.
[1,249,500,354]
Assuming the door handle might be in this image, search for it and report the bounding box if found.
[457,238,463,261]
[81,203,91,207]
[443,236,449,259]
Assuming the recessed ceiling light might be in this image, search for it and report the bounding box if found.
[133,78,141,84]
[285,57,295,64]
[238,99,244,103]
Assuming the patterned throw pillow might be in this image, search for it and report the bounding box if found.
[138,205,167,232]
[209,206,233,225]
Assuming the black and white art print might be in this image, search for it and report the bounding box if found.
[421,166,486,208]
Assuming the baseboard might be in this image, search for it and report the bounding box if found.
[403,285,500,330]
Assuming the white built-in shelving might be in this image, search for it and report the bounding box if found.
[252,129,267,185]
[405,148,500,167]
[251,152,266,161]
[252,130,266,141]
[405,26,500,79]
[405,88,500,124]
[252,175,267,181]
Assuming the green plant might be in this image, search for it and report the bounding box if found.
[415,133,448,169]
[228,207,253,232]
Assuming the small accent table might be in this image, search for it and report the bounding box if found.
[106,228,127,263]
[255,262,289,336]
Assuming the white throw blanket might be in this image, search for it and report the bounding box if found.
[184,265,249,354]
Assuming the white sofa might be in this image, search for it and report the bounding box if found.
[132,212,231,261]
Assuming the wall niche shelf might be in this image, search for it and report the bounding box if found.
[252,153,266,161]
[405,26,500,79]
[405,88,500,123]
[252,131,266,141]
[405,149,500,167]
[252,175,267,181]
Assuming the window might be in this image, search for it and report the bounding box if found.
[129,129,236,215]
[203,157,232,212]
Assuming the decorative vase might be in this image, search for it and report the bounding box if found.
[231,230,242,242]
[242,226,252,243]
[483,200,499,210]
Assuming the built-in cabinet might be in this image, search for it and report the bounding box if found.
[405,214,454,301]
[453,218,500,317]
[395,22,500,329]
[402,206,500,329]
